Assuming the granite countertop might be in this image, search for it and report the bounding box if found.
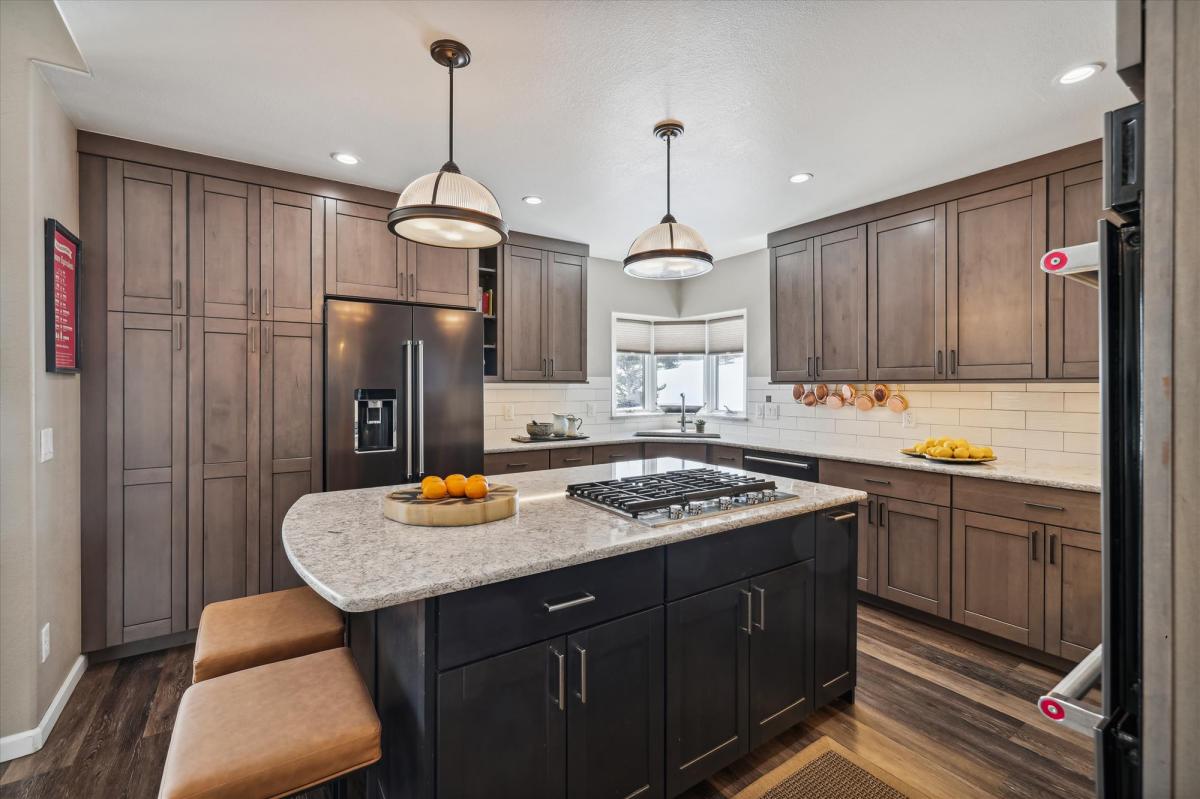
[283,458,865,613]
[484,431,1101,493]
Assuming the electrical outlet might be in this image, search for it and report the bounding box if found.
[901,410,917,428]
[766,403,780,420]
[39,428,54,462]
[503,404,515,421]
[41,623,50,663]
[585,401,596,418]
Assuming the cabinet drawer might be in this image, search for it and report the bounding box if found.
[592,443,643,463]
[437,547,664,669]
[819,459,950,506]
[666,515,814,601]
[644,442,708,461]
[484,449,550,475]
[707,445,743,468]
[953,476,1099,532]
[549,446,593,469]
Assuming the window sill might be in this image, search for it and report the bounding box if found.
[609,411,750,423]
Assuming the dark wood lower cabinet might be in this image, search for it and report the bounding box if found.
[952,510,1044,649]
[666,582,750,796]
[814,508,858,705]
[567,608,664,799]
[748,561,814,747]
[437,638,567,799]
[876,497,951,619]
[1044,527,1102,661]
[856,496,877,594]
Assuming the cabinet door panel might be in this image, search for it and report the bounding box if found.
[409,242,477,308]
[437,637,567,799]
[567,608,664,799]
[107,313,187,645]
[947,180,1047,379]
[868,205,946,380]
[260,322,323,591]
[547,252,587,381]
[770,240,814,382]
[188,318,259,626]
[189,176,257,319]
[502,245,548,380]
[952,510,1044,648]
[325,200,404,300]
[856,496,877,594]
[666,582,749,796]
[749,560,814,747]
[1045,527,1102,661]
[1048,164,1102,378]
[814,225,866,381]
[877,497,951,618]
[262,189,324,323]
[107,161,187,314]
[815,507,858,705]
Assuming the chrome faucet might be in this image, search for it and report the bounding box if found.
[679,392,688,432]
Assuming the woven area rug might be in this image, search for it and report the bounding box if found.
[732,737,927,799]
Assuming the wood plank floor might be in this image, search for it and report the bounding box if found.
[0,604,1094,799]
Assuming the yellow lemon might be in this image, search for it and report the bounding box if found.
[924,438,938,449]
[968,446,986,459]
[953,446,970,459]
[981,446,994,458]
[914,443,927,454]
[445,474,468,497]
[952,438,969,450]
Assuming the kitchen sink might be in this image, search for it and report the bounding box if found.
[634,429,721,439]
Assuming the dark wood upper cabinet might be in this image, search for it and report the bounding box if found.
[566,608,664,799]
[867,205,947,381]
[259,322,323,591]
[951,509,1044,649]
[324,200,406,301]
[1047,164,1103,379]
[501,244,588,382]
[106,312,187,646]
[408,242,478,309]
[813,225,866,381]
[876,497,951,619]
[946,180,1048,379]
[437,637,567,799]
[107,161,186,315]
[261,188,324,323]
[770,239,815,382]
[188,176,257,320]
[1045,527,1102,662]
[546,252,588,381]
[187,317,259,626]
[748,560,814,747]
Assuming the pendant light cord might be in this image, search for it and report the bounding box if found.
[666,133,672,216]
[448,65,454,164]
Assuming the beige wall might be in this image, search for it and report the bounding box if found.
[1,0,86,740]
[585,256,681,377]
[678,249,772,377]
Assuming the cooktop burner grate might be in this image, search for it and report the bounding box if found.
[566,467,790,523]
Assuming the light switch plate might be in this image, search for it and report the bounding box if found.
[901,410,917,428]
[766,403,780,420]
[41,623,50,663]
[753,403,764,419]
[503,404,515,421]
[39,428,54,462]
[585,402,596,418]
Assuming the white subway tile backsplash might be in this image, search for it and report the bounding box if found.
[993,392,1064,411]
[1064,393,1101,413]
[1063,432,1102,454]
[930,391,991,409]
[959,409,1026,429]
[993,428,1064,450]
[1026,412,1101,433]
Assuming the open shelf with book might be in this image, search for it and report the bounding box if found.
[479,246,500,380]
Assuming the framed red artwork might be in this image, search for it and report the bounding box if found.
[45,218,82,374]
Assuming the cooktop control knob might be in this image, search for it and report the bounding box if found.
[718,496,734,510]
[762,489,776,501]
[686,501,704,516]
[668,504,684,520]
[745,491,763,504]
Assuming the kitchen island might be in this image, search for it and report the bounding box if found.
[284,458,865,799]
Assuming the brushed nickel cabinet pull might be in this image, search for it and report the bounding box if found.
[950,349,957,375]
[807,355,813,377]
[1049,533,1057,565]
[263,325,270,354]
[552,647,565,711]
[864,478,891,486]
[507,462,528,469]
[937,350,943,374]
[575,644,588,704]
[173,320,182,350]
[1024,501,1065,512]
[879,501,887,528]
[544,593,595,613]
[550,358,555,378]
[867,498,874,526]
[740,589,753,634]
[248,288,256,316]
[563,457,583,463]
[827,511,856,523]
[249,326,256,353]
[542,357,548,378]
[264,288,272,317]
[1031,529,1039,561]
[753,586,766,631]
[173,279,182,309]
[815,356,821,376]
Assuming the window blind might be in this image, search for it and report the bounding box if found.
[653,320,707,354]
[614,317,652,353]
[707,315,745,354]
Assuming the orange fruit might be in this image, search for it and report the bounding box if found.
[465,478,489,500]
[420,476,447,500]
[467,474,488,485]
[445,474,468,497]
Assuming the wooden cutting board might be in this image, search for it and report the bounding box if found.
[381,484,518,527]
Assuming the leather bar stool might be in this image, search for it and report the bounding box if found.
[192,586,344,683]
[159,647,381,799]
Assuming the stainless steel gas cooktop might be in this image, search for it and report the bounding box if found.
[565,467,796,526]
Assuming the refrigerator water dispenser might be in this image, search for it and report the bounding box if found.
[353,389,397,454]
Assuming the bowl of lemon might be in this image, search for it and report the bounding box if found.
[902,437,996,463]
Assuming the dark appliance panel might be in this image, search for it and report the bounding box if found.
[412,306,483,479]
[741,450,819,483]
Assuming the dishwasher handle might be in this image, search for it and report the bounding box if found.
[1037,644,1104,736]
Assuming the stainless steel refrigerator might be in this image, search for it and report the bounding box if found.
[325,299,483,491]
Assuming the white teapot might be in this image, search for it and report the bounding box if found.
[551,412,584,436]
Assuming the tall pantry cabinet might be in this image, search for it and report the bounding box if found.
[81,157,323,652]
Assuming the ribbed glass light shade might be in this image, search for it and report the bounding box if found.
[623,219,713,280]
[388,166,508,248]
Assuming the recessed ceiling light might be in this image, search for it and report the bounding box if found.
[331,152,360,165]
[1057,63,1104,85]
[789,173,814,184]
[522,195,543,205]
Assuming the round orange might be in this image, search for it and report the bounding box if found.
[420,476,447,500]
[468,474,488,485]
[465,478,489,500]
[444,474,468,497]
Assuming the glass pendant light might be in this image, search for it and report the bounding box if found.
[388,40,508,248]
[623,120,713,280]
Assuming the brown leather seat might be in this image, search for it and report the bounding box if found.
[159,647,380,799]
[192,586,344,683]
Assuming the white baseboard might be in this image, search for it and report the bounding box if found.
[0,654,87,762]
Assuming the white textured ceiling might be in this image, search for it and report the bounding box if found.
[48,0,1132,260]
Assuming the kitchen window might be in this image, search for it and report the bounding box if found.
[612,312,746,417]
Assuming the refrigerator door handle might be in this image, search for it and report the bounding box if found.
[417,339,426,477]
[404,339,414,481]
[1037,644,1104,736]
